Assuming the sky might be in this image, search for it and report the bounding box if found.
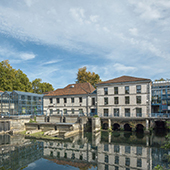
[0,0,170,89]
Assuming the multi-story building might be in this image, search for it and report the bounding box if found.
[43,82,96,116]
[152,80,170,115]
[0,91,44,116]
[96,76,152,118]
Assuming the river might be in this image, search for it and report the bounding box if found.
[0,130,169,170]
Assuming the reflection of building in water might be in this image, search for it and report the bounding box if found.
[42,132,170,170]
[97,143,151,170]
[43,134,98,167]
[0,135,43,170]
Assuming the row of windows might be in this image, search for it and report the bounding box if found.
[104,155,142,167]
[50,97,96,105]
[50,109,84,114]
[104,145,142,155]
[104,85,141,95]
[50,97,83,104]
[104,96,141,105]
[103,108,142,117]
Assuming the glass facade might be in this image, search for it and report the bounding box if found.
[1,91,43,116]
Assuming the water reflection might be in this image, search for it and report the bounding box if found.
[0,132,169,170]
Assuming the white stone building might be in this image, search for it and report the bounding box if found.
[96,76,152,118]
[43,82,96,116]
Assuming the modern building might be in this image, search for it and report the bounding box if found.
[43,82,96,116]
[1,91,44,116]
[96,76,152,118]
[151,80,170,115]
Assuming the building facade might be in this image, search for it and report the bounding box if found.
[152,80,170,115]
[96,76,152,118]
[43,82,96,116]
[1,91,44,116]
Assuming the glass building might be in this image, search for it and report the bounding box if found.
[1,91,44,116]
[152,80,170,115]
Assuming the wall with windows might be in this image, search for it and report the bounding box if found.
[43,94,96,116]
[97,82,151,118]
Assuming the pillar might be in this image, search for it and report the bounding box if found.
[145,119,150,134]
[108,119,111,130]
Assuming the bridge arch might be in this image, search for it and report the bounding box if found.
[112,123,120,131]
[124,123,132,131]
[154,121,166,130]
[136,124,144,132]
[102,122,108,130]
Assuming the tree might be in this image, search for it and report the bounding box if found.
[32,78,54,94]
[76,67,102,87]
[0,60,54,94]
[155,78,166,81]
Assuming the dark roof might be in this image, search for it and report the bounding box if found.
[45,82,96,96]
[97,76,151,85]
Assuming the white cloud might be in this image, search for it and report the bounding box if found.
[129,28,138,36]
[0,45,36,61]
[20,53,35,60]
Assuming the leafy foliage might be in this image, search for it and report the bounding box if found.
[155,78,166,81]
[76,66,102,87]
[0,60,54,93]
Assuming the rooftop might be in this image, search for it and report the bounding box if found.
[45,82,95,96]
[97,75,151,85]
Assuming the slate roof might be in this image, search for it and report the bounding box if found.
[45,82,96,96]
[97,75,151,85]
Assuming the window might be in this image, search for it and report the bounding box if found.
[79,109,83,115]
[104,144,109,151]
[71,109,74,114]
[64,98,67,103]
[56,98,60,103]
[125,157,130,166]
[137,158,142,167]
[114,145,120,153]
[79,97,82,103]
[115,156,119,164]
[92,98,95,105]
[50,109,53,115]
[114,87,118,94]
[136,96,141,104]
[71,153,75,159]
[136,108,142,117]
[136,85,141,94]
[64,153,67,158]
[136,147,142,155]
[115,167,119,170]
[105,165,108,170]
[125,146,131,154]
[50,98,53,104]
[125,86,129,94]
[125,96,130,104]
[71,98,74,103]
[57,152,60,158]
[125,108,130,117]
[105,154,109,163]
[104,97,108,105]
[57,109,60,114]
[114,97,119,104]
[104,109,109,117]
[92,152,96,160]
[104,87,108,95]
[64,109,67,114]
[80,154,83,160]
[114,108,119,117]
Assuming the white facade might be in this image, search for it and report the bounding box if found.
[43,94,97,116]
[96,81,151,118]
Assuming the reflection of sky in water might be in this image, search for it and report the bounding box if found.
[24,158,97,170]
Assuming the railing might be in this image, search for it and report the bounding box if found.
[150,113,170,118]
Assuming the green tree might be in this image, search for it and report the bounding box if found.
[0,60,16,91]
[13,69,32,92]
[155,78,166,81]
[32,78,54,94]
[76,66,102,87]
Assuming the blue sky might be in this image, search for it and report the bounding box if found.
[0,0,170,89]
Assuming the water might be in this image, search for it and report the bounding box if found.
[0,131,169,170]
